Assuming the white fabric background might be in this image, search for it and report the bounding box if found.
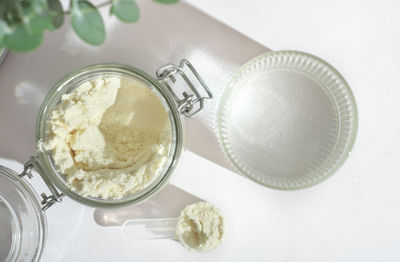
[184,1,400,260]
[2,0,400,261]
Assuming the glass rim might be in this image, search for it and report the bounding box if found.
[217,50,358,190]
[35,63,184,208]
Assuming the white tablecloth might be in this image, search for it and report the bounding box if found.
[2,0,400,261]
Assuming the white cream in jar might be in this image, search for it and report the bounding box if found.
[43,76,172,199]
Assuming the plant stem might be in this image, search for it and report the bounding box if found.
[63,0,112,14]
[95,1,112,9]
[14,1,25,22]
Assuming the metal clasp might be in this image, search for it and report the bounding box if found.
[19,157,64,211]
[156,59,213,117]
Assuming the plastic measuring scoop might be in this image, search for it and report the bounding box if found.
[121,218,178,240]
[121,201,225,252]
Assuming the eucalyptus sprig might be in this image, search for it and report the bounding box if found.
[0,0,179,53]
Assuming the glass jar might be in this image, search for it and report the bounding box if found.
[0,166,45,262]
[0,48,7,66]
[0,59,212,261]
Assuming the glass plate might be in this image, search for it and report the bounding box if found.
[217,51,358,189]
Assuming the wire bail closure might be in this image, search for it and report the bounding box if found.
[19,157,64,211]
[156,59,213,117]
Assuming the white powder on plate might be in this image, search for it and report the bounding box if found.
[177,202,225,251]
[43,76,171,199]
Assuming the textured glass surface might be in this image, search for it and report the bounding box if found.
[218,51,358,189]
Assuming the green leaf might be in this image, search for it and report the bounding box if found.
[5,23,42,52]
[47,0,64,29]
[6,10,18,25]
[153,0,179,4]
[29,0,48,9]
[0,20,8,43]
[0,1,7,19]
[111,0,139,23]
[71,0,105,45]
[18,1,51,35]
[26,13,51,35]
[0,19,10,49]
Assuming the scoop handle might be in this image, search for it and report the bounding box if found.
[121,218,178,240]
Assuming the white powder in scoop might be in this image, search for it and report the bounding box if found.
[177,202,225,251]
[43,76,171,199]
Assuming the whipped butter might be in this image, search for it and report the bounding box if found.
[43,76,171,199]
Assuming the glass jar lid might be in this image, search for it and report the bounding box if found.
[0,166,46,262]
[217,50,358,189]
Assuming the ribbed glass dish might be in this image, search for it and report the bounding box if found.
[217,51,358,189]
